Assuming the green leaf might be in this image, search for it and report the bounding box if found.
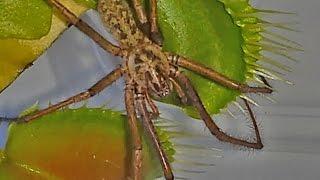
[0,0,52,39]
[74,0,98,9]
[0,108,166,179]
[18,101,39,118]
[0,0,90,93]
[158,0,246,117]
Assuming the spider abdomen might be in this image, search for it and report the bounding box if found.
[98,0,147,47]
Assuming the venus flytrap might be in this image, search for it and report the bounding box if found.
[0,0,298,179]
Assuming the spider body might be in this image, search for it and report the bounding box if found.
[99,0,174,111]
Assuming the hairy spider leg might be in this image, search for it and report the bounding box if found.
[243,98,262,146]
[260,75,272,88]
[148,0,163,45]
[144,90,160,117]
[131,0,150,35]
[136,93,174,180]
[169,77,188,104]
[131,0,163,45]
[125,76,143,180]
[12,67,123,123]
[169,54,274,94]
[173,69,263,149]
[48,0,123,56]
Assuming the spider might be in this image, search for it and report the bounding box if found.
[1,0,273,179]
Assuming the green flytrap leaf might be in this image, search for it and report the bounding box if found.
[0,0,91,93]
[0,108,169,179]
[157,0,246,117]
[0,0,52,40]
[0,0,98,39]
[74,0,98,9]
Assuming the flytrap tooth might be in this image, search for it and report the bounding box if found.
[251,76,274,88]
[285,80,294,85]
[253,43,299,62]
[263,30,303,47]
[253,8,297,15]
[253,66,287,82]
[264,49,299,63]
[253,63,285,76]
[249,75,265,85]
[250,69,293,85]
[174,143,222,152]
[259,20,301,32]
[246,73,274,88]
[156,124,179,129]
[262,36,304,52]
[174,168,207,174]
[232,101,246,114]
[247,41,287,51]
[153,120,177,127]
[175,144,223,154]
[259,18,299,26]
[175,176,190,180]
[165,130,202,139]
[249,69,281,81]
[155,117,179,124]
[247,52,292,72]
[260,93,277,103]
[226,108,236,119]
[240,95,259,107]
[246,41,300,62]
[175,149,223,159]
[175,159,215,167]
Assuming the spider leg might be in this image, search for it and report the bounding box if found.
[260,75,272,88]
[169,77,188,104]
[130,0,162,45]
[173,69,263,149]
[125,78,143,180]
[144,91,160,118]
[48,0,124,56]
[131,0,150,36]
[149,0,163,45]
[169,54,273,94]
[243,98,262,146]
[4,68,123,123]
[136,93,174,180]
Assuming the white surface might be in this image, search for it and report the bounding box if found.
[1,0,320,179]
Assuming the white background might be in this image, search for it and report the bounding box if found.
[0,0,320,179]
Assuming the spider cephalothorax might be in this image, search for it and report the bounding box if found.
[1,0,275,179]
[124,44,172,99]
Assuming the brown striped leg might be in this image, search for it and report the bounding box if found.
[48,0,124,56]
[169,54,273,94]
[144,91,160,118]
[149,0,163,45]
[169,77,188,104]
[7,68,123,123]
[173,70,263,149]
[243,98,262,147]
[125,78,143,180]
[136,94,174,180]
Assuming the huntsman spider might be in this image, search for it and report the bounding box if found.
[1,0,274,179]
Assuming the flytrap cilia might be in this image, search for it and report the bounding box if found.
[0,0,301,179]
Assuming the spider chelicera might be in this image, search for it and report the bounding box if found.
[1,0,273,179]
